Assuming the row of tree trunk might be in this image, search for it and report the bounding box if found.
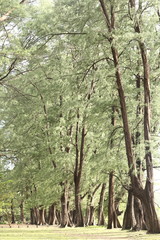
[9,171,131,230]
[10,170,156,232]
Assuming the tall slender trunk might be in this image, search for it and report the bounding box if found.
[139,41,160,232]
[107,105,121,229]
[97,183,106,226]
[132,64,146,231]
[107,171,114,229]
[74,116,86,226]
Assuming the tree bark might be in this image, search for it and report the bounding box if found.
[48,204,57,225]
[30,208,41,225]
[39,208,46,225]
[132,65,146,231]
[133,197,146,231]
[11,200,15,224]
[97,183,106,226]
[122,190,136,230]
[107,172,122,229]
[74,117,86,227]
[20,200,25,223]
[107,172,114,229]
[60,182,69,227]
[30,208,35,224]
[56,209,61,225]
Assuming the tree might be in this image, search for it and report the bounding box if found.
[99,0,160,233]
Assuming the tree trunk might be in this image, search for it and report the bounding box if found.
[141,191,160,233]
[56,209,61,225]
[11,199,15,224]
[107,172,114,229]
[48,204,57,225]
[34,207,40,225]
[85,195,95,226]
[107,172,121,229]
[97,183,106,226]
[70,210,76,225]
[60,182,69,227]
[113,198,122,228]
[131,72,146,231]
[30,208,36,224]
[74,119,86,227]
[74,185,84,226]
[122,190,136,230]
[132,197,146,231]
[20,200,25,223]
[85,184,101,226]
[39,208,46,225]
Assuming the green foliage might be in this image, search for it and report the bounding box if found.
[0,0,160,223]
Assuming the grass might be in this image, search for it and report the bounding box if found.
[0,225,160,240]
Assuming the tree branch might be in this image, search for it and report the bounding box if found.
[0,59,17,82]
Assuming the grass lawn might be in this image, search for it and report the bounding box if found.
[0,225,160,240]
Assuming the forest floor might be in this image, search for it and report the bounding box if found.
[0,225,160,240]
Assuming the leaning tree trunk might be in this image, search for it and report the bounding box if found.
[99,0,160,233]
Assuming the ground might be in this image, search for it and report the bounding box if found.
[0,225,160,240]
